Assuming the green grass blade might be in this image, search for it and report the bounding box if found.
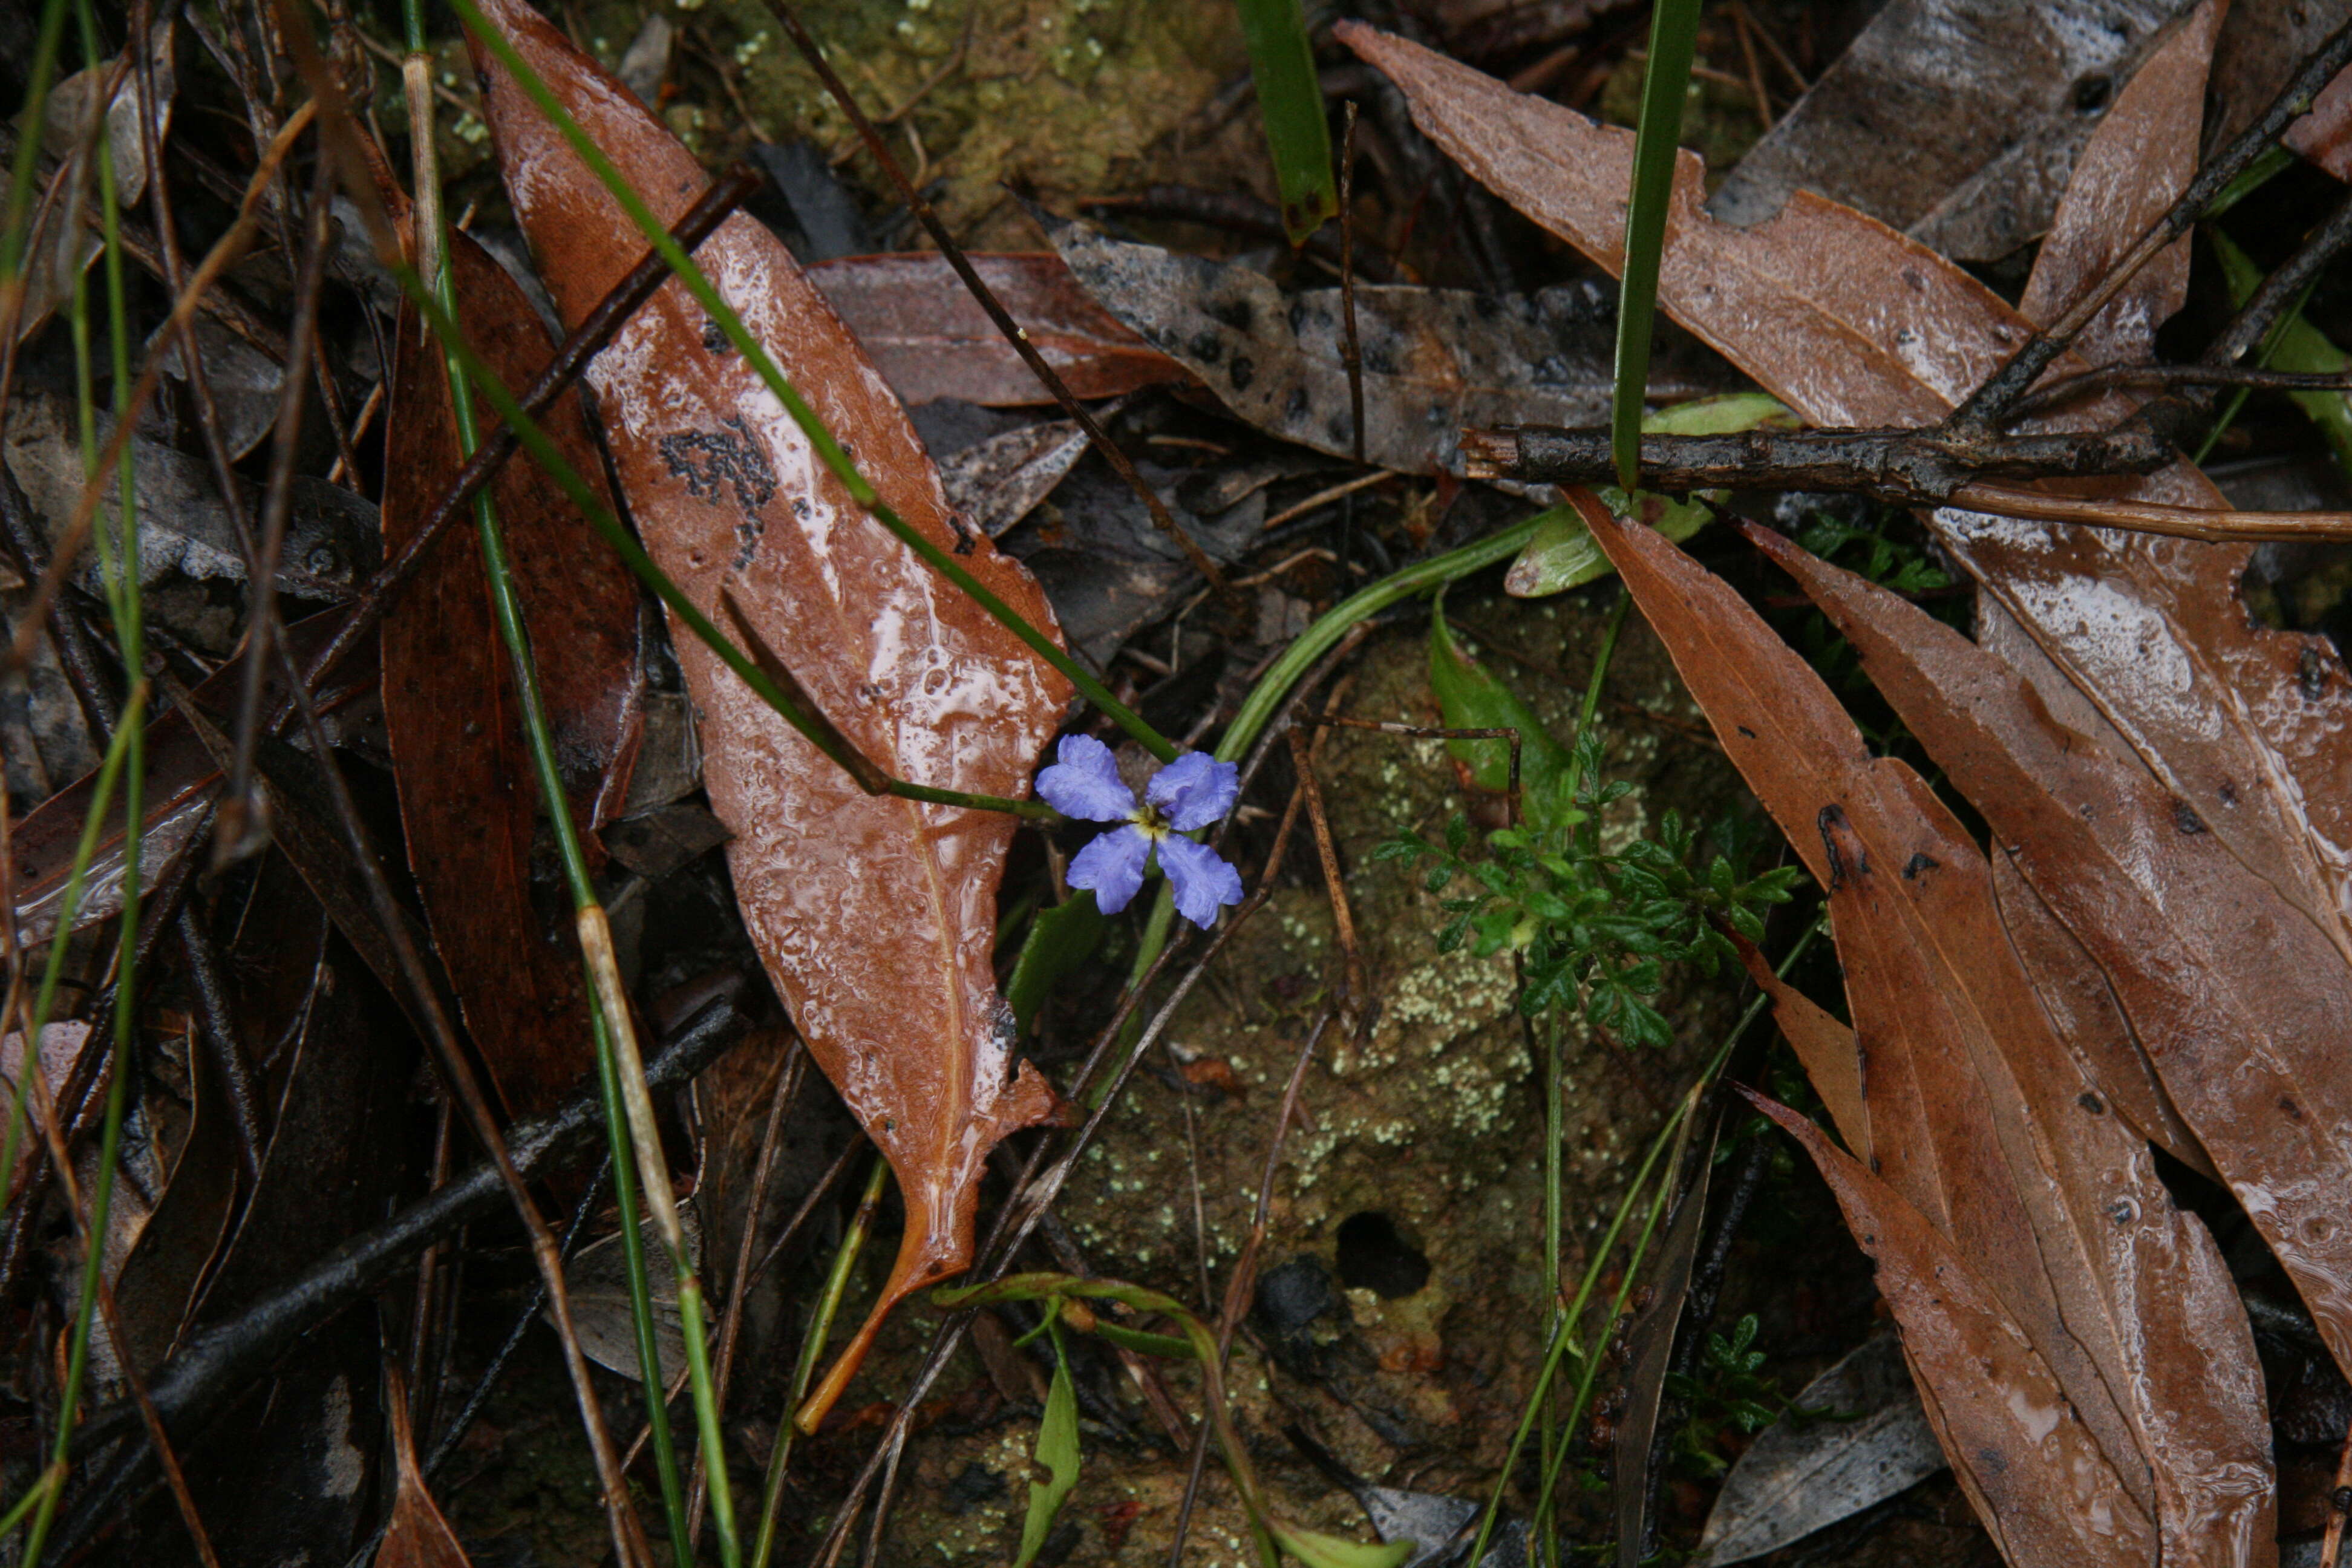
[22,8,140,1557]
[1011,1315,1081,1568]
[1611,0,1705,489]
[402,5,708,1550]
[1235,0,1336,244]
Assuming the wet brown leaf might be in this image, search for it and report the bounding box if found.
[1757,519,2352,1399]
[1583,504,2273,1567]
[469,0,1070,1414]
[379,219,647,1122]
[1341,17,2352,973]
[804,250,1185,408]
[382,1371,473,1568]
[1731,936,1863,1153]
[377,235,636,1110]
[1708,0,2190,263]
[1745,1093,2154,1568]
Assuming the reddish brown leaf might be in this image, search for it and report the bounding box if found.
[1583,505,2273,1567]
[2013,1,2216,373]
[1986,852,2214,1180]
[2284,65,2352,181]
[1339,21,2352,969]
[805,251,1186,408]
[379,220,647,1122]
[1744,1092,2154,1568]
[1758,518,2352,1396]
[381,1375,472,1568]
[469,0,1070,1419]
[1731,936,1864,1155]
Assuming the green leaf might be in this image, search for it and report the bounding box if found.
[2210,229,2352,482]
[1270,1521,1414,1568]
[1005,892,1107,1033]
[1235,0,1336,244]
[1610,0,1706,488]
[1013,1317,1082,1568]
[1428,596,1574,819]
[1643,391,1797,436]
[1504,491,1711,598]
[1090,1322,1198,1360]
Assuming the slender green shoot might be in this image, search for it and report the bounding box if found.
[1235,0,1336,243]
[1463,916,1824,1565]
[0,0,72,286]
[1612,0,1705,489]
[446,0,1178,760]
[23,8,140,1556]
[753,1157,888,1568]
[400,2,716,1551]
[1116,513,1552,1030]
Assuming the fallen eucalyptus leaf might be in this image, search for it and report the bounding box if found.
[1691,1334,1944,1568]
[1708,0,2191,262]
[805,250,1184,408]
[472,0,1071,1414]
[1040,213,1726,477]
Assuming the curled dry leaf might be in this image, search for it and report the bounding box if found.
[1730,935,1863,1152]
[1581,503,2272,1568]
[1743,1092,2154,1568]
[468,0,1070,1419]
[379,214,647,1122]
[803,250,1185,408]
[1339,20,2352,973]
[1756,518,2352,1396]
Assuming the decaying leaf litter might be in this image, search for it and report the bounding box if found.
[5,0,2352,1565]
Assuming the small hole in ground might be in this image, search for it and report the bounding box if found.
[1334,1211,1431,1299]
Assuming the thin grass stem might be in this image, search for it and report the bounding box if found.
[1466,915,1823,1563]
[1612,0,1704,489]
[23,10,140,1552]
[753,1156,889,1568]
[399,13,712,1551]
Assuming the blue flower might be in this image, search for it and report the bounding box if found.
[1036,735,1244,927]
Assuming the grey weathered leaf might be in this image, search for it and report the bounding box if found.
[1691,1335,1945,1568]
[1041,214,1724,477]
[1709,0,2193,261]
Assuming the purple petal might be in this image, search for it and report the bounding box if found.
[1145,751,1239,833]
[1156,835,1244,929]
[1068,825,1151,914]
[1036,733,1136,823]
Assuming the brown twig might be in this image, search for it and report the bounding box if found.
[1463,422,2172,498]
[1946,482,2352,540]
[2008,359,2352,419]
[1291,726,1367,1036]
[688,1036,807,1539]
[762,0,1232,596]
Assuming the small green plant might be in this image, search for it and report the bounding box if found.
[1374,727,1802,1049]
[1667,1313,1792,1478]
[1785,508,1953,693]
